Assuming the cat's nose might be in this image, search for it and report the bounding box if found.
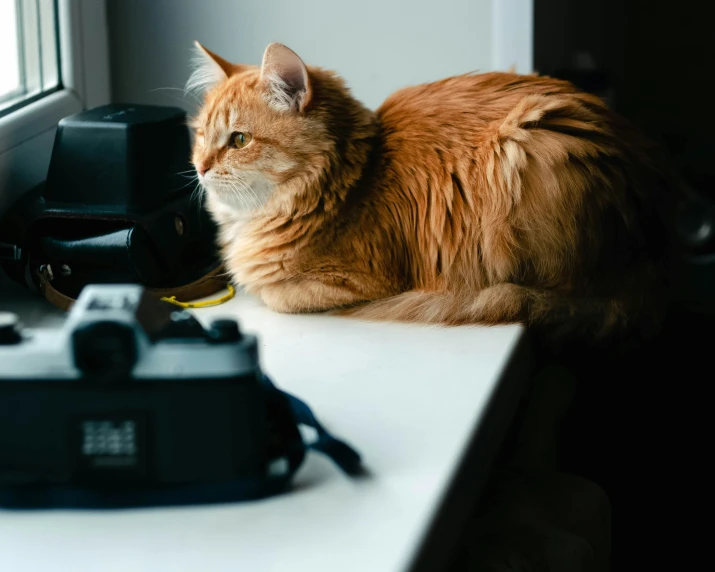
[196,161,210,176]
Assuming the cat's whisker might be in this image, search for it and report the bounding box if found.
[230,182,246,208]
[151,86,201,105]
[176,175,200,192]
[234,179,252,209]
[235,178,262,210]
[190,183,205,210]
[226,181,248,211]
[246,184,262,210]
[226,178,251,210]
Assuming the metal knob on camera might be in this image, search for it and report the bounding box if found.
[675,193,715,254]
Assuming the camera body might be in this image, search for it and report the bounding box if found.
[0,285,270,491]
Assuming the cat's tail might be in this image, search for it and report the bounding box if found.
[334,282,664,343]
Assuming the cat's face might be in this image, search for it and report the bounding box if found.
[189,42,330,215]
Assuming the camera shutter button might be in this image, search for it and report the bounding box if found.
[0,312,22,344]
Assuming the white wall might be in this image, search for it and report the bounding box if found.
[108,0,533,112]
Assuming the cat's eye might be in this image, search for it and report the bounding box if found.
[229,131,252,149]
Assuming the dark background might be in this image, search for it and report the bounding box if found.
[536,0,714,145]
[533,0,713,565]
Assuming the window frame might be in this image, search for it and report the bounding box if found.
[492,0,534,74]
[0,0,109,211]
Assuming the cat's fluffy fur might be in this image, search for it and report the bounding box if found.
[190,42,671,341]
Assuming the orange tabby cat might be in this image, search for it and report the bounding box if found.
[189,42,671,341]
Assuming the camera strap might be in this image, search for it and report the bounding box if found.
[262,375,363,477]
[36,264,230,312]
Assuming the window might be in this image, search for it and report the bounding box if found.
[0,0,61,118]
[0,0,110,215]
[0,2,23,108]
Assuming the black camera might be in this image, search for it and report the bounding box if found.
[0,104,224,308]
[0,284,305,507]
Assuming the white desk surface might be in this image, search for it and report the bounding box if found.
[0,285,528,572]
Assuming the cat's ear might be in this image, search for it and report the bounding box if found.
[187,41,238,94]
[260,43,312,113]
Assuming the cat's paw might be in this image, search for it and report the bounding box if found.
[259,288,310,314]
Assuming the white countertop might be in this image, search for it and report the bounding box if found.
[0,285,528,572]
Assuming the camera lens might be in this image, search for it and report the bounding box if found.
[72,321,137,379]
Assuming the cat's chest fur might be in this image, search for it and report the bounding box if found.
[208,199,310,294]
